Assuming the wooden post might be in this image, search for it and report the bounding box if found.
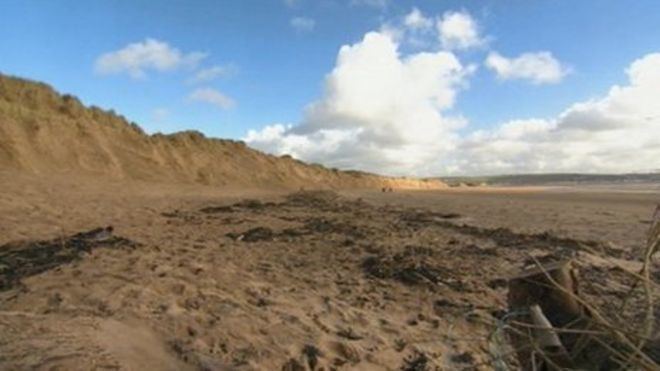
[507,259,584,370]
[507,255,660,370]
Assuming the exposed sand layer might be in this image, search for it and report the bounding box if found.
[1,173,658,370]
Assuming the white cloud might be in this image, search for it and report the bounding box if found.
[437,10,484,50]
[485,51,569,84]
[449,53,660,174]
[246,31,473,175]
[94,38,206,79]
[404,8,433,30]
[290,17,316,32]
[247,44,660,175]
[188,88,236,110]
[245,8,660,176]
[187,65,236,84]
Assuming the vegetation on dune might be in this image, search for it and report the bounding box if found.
[0,73,444,190]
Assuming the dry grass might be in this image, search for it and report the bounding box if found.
[481,205,660,370]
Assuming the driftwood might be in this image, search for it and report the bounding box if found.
[528,304,567,352]
[508,259,583,370]
[507,259,659,370]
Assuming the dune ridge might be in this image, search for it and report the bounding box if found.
[0,74,443,190]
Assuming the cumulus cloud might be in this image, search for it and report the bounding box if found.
[485,51,570,84]
[437,10,484,50]
[246,31,473,175]
[382,8,474,51]
[245,6,658,176]
[187,65,237,84]
[188,88,236,110]
[449,53,660,174]
[247,45,660,175]
[290,17,316,32]
[95,38,206,79]
[404,8,432,30]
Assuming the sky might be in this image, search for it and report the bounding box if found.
[1,0,659,176]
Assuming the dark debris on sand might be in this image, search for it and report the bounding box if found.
[233,199,277,210]
[226,227,275,242]
[199,205,235,214]
[200,199,277,215]
[282,190,358,213]
[361,246,466,290]
[401,350,439,371]
[0,227,138,290]
[163,189,654,369]
[302,217,366,239]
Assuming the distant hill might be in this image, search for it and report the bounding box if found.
[0,74,443,190]
[438,173,660,187]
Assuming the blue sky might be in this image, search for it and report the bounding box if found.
[1,0,659,175]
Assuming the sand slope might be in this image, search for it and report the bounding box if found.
[0,74,442,190]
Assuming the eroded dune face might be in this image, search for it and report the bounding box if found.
[0,74,444,191]
[1,176,656,370]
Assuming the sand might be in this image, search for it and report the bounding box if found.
[1,171,658,370]
[0,74,443,191]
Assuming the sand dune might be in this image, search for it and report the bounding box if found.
[0,74,442,190]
